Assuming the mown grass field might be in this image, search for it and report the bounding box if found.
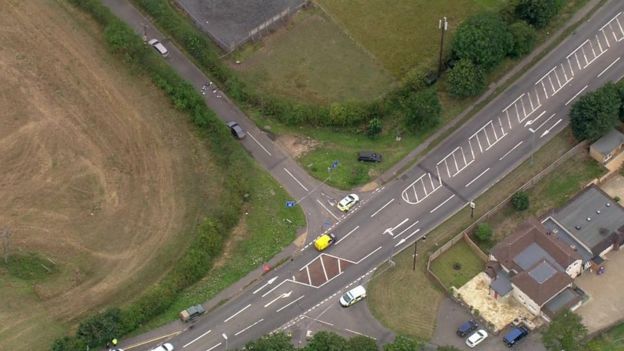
[588,323,624,350]
[430,240,485,290]
[233,7,395,104]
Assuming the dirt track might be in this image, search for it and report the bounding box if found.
[0,1,219,349]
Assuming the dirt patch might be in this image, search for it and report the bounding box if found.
[0,1,218,349]
[276,134,320,159]
[600,174,624,202]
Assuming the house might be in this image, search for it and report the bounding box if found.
[542,185,624,270]
[589,129,624,164]
[488,218,584,321]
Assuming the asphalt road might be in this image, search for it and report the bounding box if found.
[100,0,624,350]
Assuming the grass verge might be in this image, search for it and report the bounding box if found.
[430,240,484,290]
[588,323,624,350]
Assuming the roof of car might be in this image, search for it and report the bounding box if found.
[349,285,366,296]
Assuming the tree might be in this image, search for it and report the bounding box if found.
[346,336,377,351]
[367,117,383,138]
[76,308,124,347]
[384,335,421,351]
[402,88,441,133]
[452,12,513,70]
[51,336,88,351]
[570,82,621,141]
[515,0,564,28]
[616,80,624,121]
[447,59,486,98]
[511,191,529,211]
[509,21,537,57]
[542,311,588,351]
[303,331,348,351]
[244,332,296,351]
[474,223,493,242]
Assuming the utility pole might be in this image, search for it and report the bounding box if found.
[470,201,476,219]
[529,128,536,165]
[1,227,12,264]
[438,17,448,76]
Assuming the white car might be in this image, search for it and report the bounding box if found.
[337,194,359,212]
[150,343,174,351]
[339,285,366,307]
[465,329,488,348]
[148,39,169,57]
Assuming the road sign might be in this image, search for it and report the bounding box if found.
[286,201,296,208]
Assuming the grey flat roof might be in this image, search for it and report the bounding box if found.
[551,187,624,253]
[543,287,582,317]
[528,261,557,284]
[514,242,564,272]
[591,129,624,155]
[542,218,593,262]
[491,269,513,296]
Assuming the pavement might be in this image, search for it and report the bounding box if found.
[97,0,624,350]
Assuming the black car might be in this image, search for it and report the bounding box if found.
[358,151,382,162]
[227,121,246,139]
[456,319,478,337]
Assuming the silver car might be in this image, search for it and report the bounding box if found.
[148,39,169,57]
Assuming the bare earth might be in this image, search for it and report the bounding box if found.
[0,1,218,349]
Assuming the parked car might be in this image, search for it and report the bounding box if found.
[148,39,169,57]
[465,329,488,348]
[150,343,174,351]
[314,233,336,251]
[337,194,359,212]
[339,285,366,307]
[357,151,382,162]
[456,319,479,337]
[226,121,246,139]
[503,325,529,347]
[179,304,205,322]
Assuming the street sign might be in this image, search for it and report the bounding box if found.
[286,201,296,208]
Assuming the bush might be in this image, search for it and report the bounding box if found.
[367,117,383,138]
[76,308,125,347]
[509,21,537,57]
[474,223,493,242]
[452,12,513,70]
[447,59,486,98]
[570,82,621,142]
[51,337,87,351]
[511,191,530,211]
[515,0,565,28]
[402,88,442,133]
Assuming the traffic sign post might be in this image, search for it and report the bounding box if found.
[286,201,296,208]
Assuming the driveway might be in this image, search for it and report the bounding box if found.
[575,249,624,332]
[431,298,546,351]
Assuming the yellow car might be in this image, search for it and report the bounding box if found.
[314,233,336,251]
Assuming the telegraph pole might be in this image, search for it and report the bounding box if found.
[438,17,448,76]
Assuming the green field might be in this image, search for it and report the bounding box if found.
[588,323,624,350]
[315,0,507,76]
[233,7,395,104]
[430,240,484,289]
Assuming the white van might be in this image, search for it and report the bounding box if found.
[339,285,366,307]
[148,39,169,57]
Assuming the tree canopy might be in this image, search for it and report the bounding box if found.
[509,21,537,57]
[452,12,513,70]
[244,332,296,351]
[515,0,565,28]
[542,311,588,351]
[402,88,441,133]
[384,335,422,351]
[447,59,486,98]
[570,82,621,142]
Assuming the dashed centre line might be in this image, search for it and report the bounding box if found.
[370,198,394,218]
[247,131,272,156]
[598,57,621,78]
[182,330,211,348]
[565,85,589,106]
[499,141,524,161]
[465,168,490,188]
[284,168,309,191]
[430,195,455,214]
[223,303,251,323]
[235,318,264,336]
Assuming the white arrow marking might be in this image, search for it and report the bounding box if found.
[253,276,278,294]
[264,291,292,308]
[383,228,394,236]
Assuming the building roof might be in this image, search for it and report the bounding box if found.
[491,218,582,273]
[549,185,624,255]
[511,260,572,306]
[590,129,624,155]
[490,268,513,296]
[542,217,593,263]
[542,287,583,319]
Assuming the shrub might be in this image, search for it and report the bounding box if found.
[402,88,441,133]
[509,21,537,57]
[367,117,383,138]
[76,308,124,347]
[515,0,565,28]
[474,223,493,242]
[447,59,486,98]
[570,82,621,142]
[511,191,530,211]
[452,12,513,70]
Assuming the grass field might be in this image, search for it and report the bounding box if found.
[588,323,624,350]
[233,7,395,104]
[430,240,485,290]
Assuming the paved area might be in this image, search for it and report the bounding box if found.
[432,298,546,351]
[601,174,624,200]
[575,248,624,332]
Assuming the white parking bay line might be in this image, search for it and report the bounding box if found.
[183,330,211,348]
[395,221,419,238]
[316,199,339,220]
[276,295,304,313]
[403,228,421,242]
[430,194,455,214]
[336,226,359,245]
[392,218,409,231]
[283,168,309,191]
[356,246,382,263]
[247,132,272,156]
[223,303,251,323]
[499,141,523,161]
[598,57,621,78]
[371,198,395,218]
[465,168,490,188]
[235,318,264,336]
[206,342,222,351]
[565,85,588,106]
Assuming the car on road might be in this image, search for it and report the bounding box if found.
[465,329,488,348]
[358,151,382,163]
[179,304,205,322]
[339,285,366,307]
[150,343,174,351]
[503,325,529,347]
[314,233,336,251]
[337,194,359,212]
[148,39,169,57]
[456,319,479,337]
[227,121,246,139]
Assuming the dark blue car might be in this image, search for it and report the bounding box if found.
[456,320,478,337]
[503,325,529,347]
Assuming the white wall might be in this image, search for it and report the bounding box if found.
[511,283,541,316]
[565,259,583,278]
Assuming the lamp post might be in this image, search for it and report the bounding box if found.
[469,201,476,219]
[528,127,536,165]
[412,236,427,271]
[438,17,448,76]
[222,333,228,350]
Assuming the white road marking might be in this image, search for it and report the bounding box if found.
[235,318,264,336]
[543,119,563,136]
[430,194,455,214]
[284,168,309,191]
[598,57,621,78]
[252,276,278,294]
[183,330,211,348]
[206,342,222,351]
[247,131,272,156]
[465,168,490,188]
[316,199,339,220]
[356,246,382,263]
[395,221,419,238]
[499,141,524,161]
[262,279,287,297]
[565,85,588,106]
[265,291,292,308]
[345,328,377,340]
[403,228,421,242]
[392,218,409,231]
[319,255,329,281]
[336,226,359,245]
[276,295,304,313]
[370,198,395,218]
[223,303,251,323]
[535,113,557,131]
[525,111,546,127]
